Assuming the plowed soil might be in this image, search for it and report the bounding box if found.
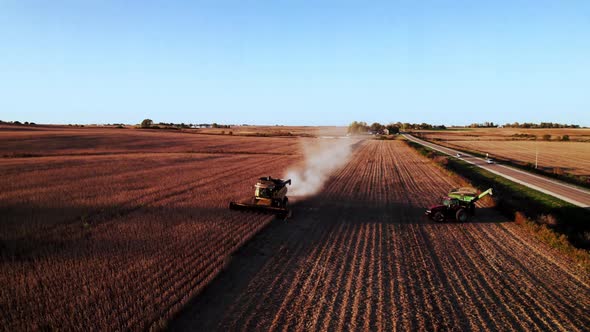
[171,140,589,331]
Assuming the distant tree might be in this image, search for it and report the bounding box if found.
[386,123,400,134]
[503,122,580,129]
[141,119,153,128]
[542,134,551,141]
[561,135,570,141]
[418,123,431,130]
[370,122,385,133]
[347,121,369,135]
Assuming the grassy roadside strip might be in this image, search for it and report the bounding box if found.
[403,139,590,272]
[414,134,590,190]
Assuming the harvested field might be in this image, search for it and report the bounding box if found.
[172,140,590,331]
[420,128,590,142]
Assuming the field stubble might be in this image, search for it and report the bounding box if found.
[172,140,590,331]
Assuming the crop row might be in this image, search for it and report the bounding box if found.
[216,140,590,331]
[0,135,301,330]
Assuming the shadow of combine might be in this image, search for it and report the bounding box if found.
[168,193,507,331]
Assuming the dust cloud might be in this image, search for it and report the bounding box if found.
[285,138,356,197]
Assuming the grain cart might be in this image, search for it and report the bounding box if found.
[229,176,292,218]
[425,187,493,222]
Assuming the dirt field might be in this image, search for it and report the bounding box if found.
[172,140,589,331]
[418,128,590,176]
[1,126,589,330]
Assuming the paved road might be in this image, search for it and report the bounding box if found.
[403,134,590,208]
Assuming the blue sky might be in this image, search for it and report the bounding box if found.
[1,1,589,126]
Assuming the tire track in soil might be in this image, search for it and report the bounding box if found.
[271,221,346,331]
[169,140,590,332]
[296,221,355,332]
[310,222,357,332]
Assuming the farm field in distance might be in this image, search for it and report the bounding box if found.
[1,124,589,330]
[417,128,590,177]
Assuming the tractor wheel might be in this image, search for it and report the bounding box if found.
[433,211,445,222]
[456,209,469,222]
[283,197,289,207]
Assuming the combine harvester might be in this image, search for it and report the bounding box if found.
[229,176,292,219]
[426,187,493,222]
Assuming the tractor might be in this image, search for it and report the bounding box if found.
[425,187,493,222]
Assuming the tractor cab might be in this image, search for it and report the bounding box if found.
[442,197,461,208]
[254,176,291,200]
[254,185,273,199]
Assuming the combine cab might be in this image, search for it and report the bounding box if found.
[426,187,493,222]
[229,176,292,218]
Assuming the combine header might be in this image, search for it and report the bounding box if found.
[229,176,292,218]
[426,187,493,222]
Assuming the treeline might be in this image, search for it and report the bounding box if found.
[1,120,37,125]
[139,119,231,129]
[467,122,498,128]
[348,121,446,135]
[502,122,581,129]
[467,122,581,128]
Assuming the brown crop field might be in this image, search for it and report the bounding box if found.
[171,139,589,331]
[192,125,347,137]
[0,125,305,157]
[2,126,589,331]
[0,126,309,330]
[418,128,590,177]
[420,127,590,142]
